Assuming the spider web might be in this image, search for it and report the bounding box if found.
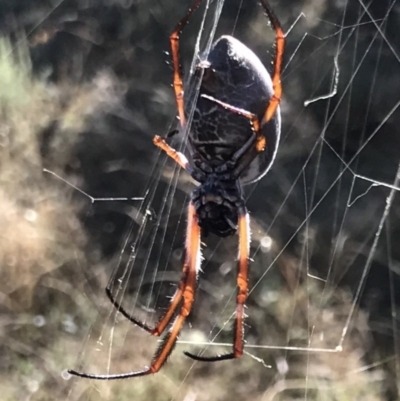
[45,0,399,399]
[64,1,400,399]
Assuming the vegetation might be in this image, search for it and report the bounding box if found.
[0,1,398,400]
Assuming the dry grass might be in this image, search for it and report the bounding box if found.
[0,37,84,305]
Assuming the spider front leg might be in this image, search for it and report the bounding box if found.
[200,94,267,177]
[68,203,201,379]
[200,94,265,152]
[184,206,250,362]
[153,135,192,171]
[170,0,205,127]
[259,0,285,123]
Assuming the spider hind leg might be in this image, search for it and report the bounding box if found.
[68,203,201,379]
[184,208,250,362]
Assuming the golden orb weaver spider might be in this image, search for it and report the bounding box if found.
[69,0,285,379]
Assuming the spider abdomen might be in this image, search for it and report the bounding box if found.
[189,35,281,185]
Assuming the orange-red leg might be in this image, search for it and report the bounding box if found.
[104,135,194,336]
[200,94,266,152]
[233,208,251,357]
[105,263,187,336]
[170,0,205,127]
[68,203,201,379]
[259,0,285,124]
[184,207,250,362]
[199,95,267,178]
[153,135,191,171]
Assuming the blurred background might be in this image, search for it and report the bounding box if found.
[0,0,399,400]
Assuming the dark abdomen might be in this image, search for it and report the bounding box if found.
[188,35,281,185]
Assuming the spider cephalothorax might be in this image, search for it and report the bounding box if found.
[191,163,244,237]
[69,0,285,380]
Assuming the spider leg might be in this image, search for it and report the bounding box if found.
[184,206,250,362]
[68,203,201,379]
[200,95,265,177]
[199,0,285,173]
[105,270,185,336]
[200,94,265,151]
[105,235,192,336]
[153,135,195,173]
[170,0,205,127]
[105,137,198,337]
[259,0,285,124]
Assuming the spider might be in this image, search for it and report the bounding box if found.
[69,0,284,379]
